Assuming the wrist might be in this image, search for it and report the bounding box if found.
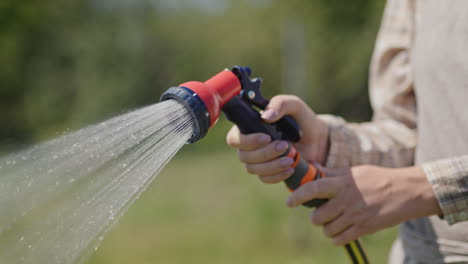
[391,166,443,219]
[311,117,330,165]
[320,126,330,165]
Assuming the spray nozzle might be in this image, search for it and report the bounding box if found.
[160,66,301,143]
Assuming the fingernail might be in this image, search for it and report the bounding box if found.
[286,197,296,207]
[257,135,271,144]
[275,141,288,152]
[261,109,278,121]
[279,157,294,167]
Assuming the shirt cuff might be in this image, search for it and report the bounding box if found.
[317,115,354,168]
[422,156,468,225]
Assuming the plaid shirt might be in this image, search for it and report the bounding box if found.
[317,0,468,225]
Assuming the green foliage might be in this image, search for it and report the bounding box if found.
[0,1,395,263]
[0,0,385,150]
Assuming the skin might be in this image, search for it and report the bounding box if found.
[226,95,442,246]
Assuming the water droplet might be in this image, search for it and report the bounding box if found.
[99,236,104,241]
[52,155,58,159]
[20,236,24,241]
[68,178,75,183]
[121,163,127,168]
[27,245,31,249]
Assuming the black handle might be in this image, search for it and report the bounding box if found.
[222,97,283,140]
[222,96,327,208]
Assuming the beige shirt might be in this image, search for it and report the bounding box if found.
[317,0,468,262]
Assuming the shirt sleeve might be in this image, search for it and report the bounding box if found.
[318,0,468,224]
[319,0,417,169]
[423,156,468,224]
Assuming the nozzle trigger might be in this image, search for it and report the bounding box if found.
[230,66,302,142]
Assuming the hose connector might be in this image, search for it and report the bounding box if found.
[160,69,241,143]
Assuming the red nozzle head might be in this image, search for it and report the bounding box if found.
[178,70,241,127]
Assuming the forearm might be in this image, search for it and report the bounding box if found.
[318,114,416,168]
[390,166,442,221]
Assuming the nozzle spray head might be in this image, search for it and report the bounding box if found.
[160,68,242,143]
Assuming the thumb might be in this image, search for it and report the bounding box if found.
[261,95,312,123]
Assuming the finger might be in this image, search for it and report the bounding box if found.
[261,95,309,123]
[322,214,353,238]
[238,141,289,164]
[258,168,294,184]
[332,226,360,246]
[286,178,342,207]
[226,126,271,150]
[245,157,294,176]
[310,197,345,226]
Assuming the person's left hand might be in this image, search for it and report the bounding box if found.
[286,164,442,245]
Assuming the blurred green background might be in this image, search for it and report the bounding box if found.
[0,0,398,263]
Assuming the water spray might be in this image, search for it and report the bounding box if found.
[160,66,369,264]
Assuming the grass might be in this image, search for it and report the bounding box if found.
[86,148,397,264]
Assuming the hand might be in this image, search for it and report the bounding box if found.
[287,165,442,245]
[226,95,329,183]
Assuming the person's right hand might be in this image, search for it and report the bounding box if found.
[226,95,330,184]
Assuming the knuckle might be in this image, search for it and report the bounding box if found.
[245,135,259,147]
[310,212,322,225]
[273,173,288,183]
[237,150,249,163]
[350,204,366,222]
[354,225,365,237]
[306,181,320,195]
[260,147,272,161]
[335,232,355,246]
[333,233,352,246]
[332,237,344,246]
[323,227,333,238]
[258,176,270,184]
